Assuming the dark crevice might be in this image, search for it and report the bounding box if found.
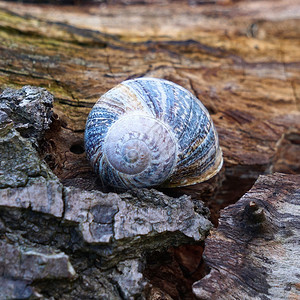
[70,143,85,154]
[160,166,258,226]
[143,243,209,300]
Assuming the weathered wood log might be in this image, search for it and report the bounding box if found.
[0,1,299,225]
[0,0,299,299]
[193,173,300,300]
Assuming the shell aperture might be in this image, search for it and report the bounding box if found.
[84,78,223,189]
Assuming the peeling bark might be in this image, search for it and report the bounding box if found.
[1,1,299,225]
[0,0,299,299]
[0,86,211,298]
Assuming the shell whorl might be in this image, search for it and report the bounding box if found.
[103,113,177,186]
[84,78,223,189]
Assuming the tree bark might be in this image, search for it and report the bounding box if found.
[0,1,299,223]
[0,0,299,299]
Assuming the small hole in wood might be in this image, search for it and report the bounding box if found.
[70,143,85,154]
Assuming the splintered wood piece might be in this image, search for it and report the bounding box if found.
[193,173,300,300]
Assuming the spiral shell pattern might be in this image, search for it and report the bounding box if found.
[85,78,223,189]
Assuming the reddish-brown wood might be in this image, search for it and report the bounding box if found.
[0,1,299,298]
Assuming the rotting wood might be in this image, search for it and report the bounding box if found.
[193,173,300,300]
[0,0,299,298]
[1,0,298,223]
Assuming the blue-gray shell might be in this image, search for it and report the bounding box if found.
[84,78,223,189]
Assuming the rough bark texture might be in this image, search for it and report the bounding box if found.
[0,0,299,299]
[0,2,299,222]
[193,173,300,300]
[0,86,212,299]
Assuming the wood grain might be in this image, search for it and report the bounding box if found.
[0,0,299,219]
[0,1,299,298]
[193,173,300,299]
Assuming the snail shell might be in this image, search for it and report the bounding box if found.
[84,78,223,189]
